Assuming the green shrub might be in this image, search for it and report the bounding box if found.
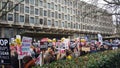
[33,49,120,68]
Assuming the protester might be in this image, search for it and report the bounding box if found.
[11,48,19,68]
[23,56,36,68]
[9,37,120,67]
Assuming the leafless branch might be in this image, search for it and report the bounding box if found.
[0,0,24,19]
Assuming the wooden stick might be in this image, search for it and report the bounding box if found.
[2,65,4,68]
[19,59,21,68]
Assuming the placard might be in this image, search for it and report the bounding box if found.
[81,47,90,52]
[0,38,11,65]
[40,42,48,49]
[18,37,32,59]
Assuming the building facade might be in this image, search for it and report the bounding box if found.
[0,0,114,40]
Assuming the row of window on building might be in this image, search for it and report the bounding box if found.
[1,13,113,33]
[1,1,112,27]
[24,0,78,8]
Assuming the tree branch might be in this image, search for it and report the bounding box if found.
[0,0,10,12]
[0,0,24,19]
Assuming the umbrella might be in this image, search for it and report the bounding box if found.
[40,38,48,42]
[103,42,112,46]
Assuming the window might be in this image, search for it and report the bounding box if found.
[30,0,34,5]
[59,14,61,19]
[51,2,54,9]
[70,16,72,21]
[55,11,58,19]
[8,2,13,12]
[14,13,19,22]
[48,10,51,17]
[55,5,57,10]
[1,12,7,21]
[65,21,67,28]
[62,13,64,20]
[25,0,29,4]
[55,21,58,27]
[47,20,51,26]
[68,23,71,28]
[30,17,34,23]
[70,2,72,6]
[70,8,72,14]
[4,28,14,38]
[15,4,19,11]
[20,15,24,22]
[65,0,67,5]
[35,17,39,24]
[68,15,70,20]
[44,10,47,16]
[79,24,80,29]
[39,19,43,25]
[61,22,64,27]
[52,19,54,26]
[68,0,70,6]
[25,6,29,13]
[76,23,78,29]
[35,0,38,6]
[65,7,67,13]
[65,15,67,20]
[39,8,43,16]
[20,4,24,13]
[43,0,47,8]
[48,3,50,9]
[39,1,43,6]
[44,18,47,25]
[62,7,64,12]
[71,22,73,28]
[58,20,61,27]
[51,12,54,17]
[25,14,29,23]
[35,8,39,15]
[30,6,34,15]
[8,14,13,21]
[74,24,76,28]
[58,4,61,11]
[2,2,7,10]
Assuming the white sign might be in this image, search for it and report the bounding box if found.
[98,34,103,45]
[63,39,70,49]
[18,37,32,59]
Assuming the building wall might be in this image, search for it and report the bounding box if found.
[0,0,114,39]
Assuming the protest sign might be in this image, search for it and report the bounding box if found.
[0,38,11,65]
[63,39,70,49]
[18,37,32,59]
[81,47,90,52]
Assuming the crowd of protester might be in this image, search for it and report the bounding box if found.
[1,38,120,68]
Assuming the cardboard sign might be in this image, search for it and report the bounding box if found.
[0,38,11,65]
[82,47,90,52]
[40,42,48,49]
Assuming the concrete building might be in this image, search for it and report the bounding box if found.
[0,0,114,40]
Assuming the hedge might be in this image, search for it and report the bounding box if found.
[33,49,120,68]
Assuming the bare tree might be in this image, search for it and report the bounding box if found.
[0,0,24,19]
[81,0,120,35]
